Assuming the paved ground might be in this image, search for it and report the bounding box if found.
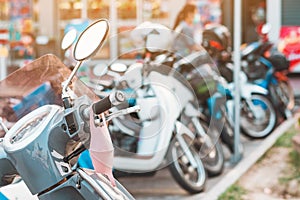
[117,135,265,200]
[117,119,297,200]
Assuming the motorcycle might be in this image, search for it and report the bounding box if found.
[201,23,278,139]
[166,50,239,154]
[0,19,135,200]
[79,22,225,185]
[240,23,295,120]
[109,51,224,193]
[135,22,240,151]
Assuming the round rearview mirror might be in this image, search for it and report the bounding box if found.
[93,63,108,77]
[61,29,77,50]
[73,19,109,61]
[110,63,127,73]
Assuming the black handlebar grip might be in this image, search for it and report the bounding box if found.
[92,90,125,115]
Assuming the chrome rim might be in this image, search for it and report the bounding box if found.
[171,136,206,188]
[241,95,276,137]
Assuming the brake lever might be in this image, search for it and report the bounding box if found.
[94,105,141,126]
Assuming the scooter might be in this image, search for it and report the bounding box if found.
[109,56,211,194]
[0,19,135,200]
[241,23,295,120]
[131,22,240,151]
[222,62,277,139]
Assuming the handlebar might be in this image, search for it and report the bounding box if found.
[63,91,126,163]
[92,90,125,115]
[94,105,141,126]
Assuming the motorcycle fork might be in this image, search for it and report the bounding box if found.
[191,117,207,138]
[191,117,215,155]
[175,134,198,168]
[175,122,198,168]
[244,98,264,119]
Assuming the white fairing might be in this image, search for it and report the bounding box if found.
[241,83,268,99]
[135,96,161,155]
[122,63,143,89]
[228,82,268,99]
[228,71,268,99]
[114,71,183,171]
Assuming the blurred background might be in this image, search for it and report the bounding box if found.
[0,0,299,75]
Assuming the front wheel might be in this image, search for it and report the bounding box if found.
[240,94,277,138]
[277,80,295,118]
[215,105,243,155]
[194,120,224,177]
[167,134,206,194]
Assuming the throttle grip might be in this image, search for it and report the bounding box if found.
[92,91,125,115]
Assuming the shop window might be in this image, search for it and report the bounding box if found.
[87,0,109,19]
[142,0,169,21]
[117,0,137,19]
[0,0,9,21]
[59,0,82,20]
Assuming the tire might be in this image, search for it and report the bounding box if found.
[167,134,206,194]
[277,80,295,118]
[194,120,224,177]
[216,105,243,155]
[269,80,294,119]
[218,113,235,153]
[240,94,277,138]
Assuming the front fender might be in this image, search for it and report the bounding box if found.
[241,83,268,99]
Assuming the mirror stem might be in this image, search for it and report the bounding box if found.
[62,61,83,95]
[0,117,8,133]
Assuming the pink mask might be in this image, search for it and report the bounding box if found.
[89,107,115,186]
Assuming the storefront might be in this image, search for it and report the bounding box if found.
[54,0,223,62]
[280,0,300,73]
[0,0,223,67]
[3,0,298,57]
[0,0,39,70]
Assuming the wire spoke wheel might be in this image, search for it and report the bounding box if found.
[278,81,294,116]
[167,134,206,194]
[240,94,277,138]
[193,120,224,176]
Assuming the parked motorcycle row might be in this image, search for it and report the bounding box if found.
[0,18,295,199]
